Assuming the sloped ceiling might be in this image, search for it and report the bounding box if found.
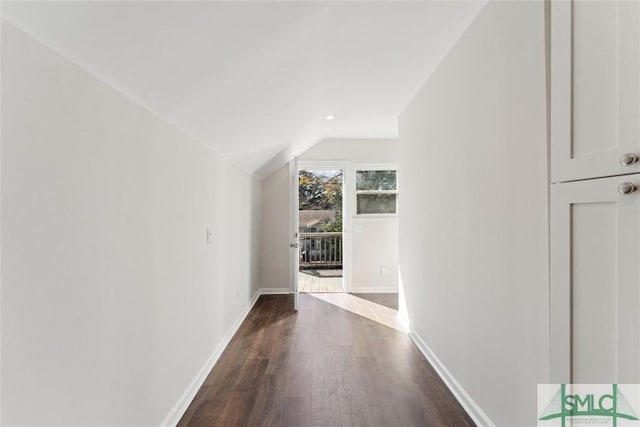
[1,1,486,177]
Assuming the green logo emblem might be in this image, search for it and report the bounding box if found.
[539,384,639,427]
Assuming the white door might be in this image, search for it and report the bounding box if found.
[289,157,300,310]
[550,174,640,383]
[551,0,640,183]
[297,162,348,294]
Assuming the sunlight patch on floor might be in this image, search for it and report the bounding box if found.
[298,271,343,292]
[308,292,405,332]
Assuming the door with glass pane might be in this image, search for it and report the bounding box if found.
[297,164,345,293]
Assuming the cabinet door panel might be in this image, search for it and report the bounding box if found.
[550,174,640,383]
[551,0,640,182]
[570,202,618,382]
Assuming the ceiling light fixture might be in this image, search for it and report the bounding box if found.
[324,115,335,121]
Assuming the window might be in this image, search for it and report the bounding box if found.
[355,169,398,215]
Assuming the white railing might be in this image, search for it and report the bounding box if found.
[299,232,343,268]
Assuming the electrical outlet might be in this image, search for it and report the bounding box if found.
[380,266,387,277]
[207,227,214,244]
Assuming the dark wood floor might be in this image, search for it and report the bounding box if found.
[177,294,475,427]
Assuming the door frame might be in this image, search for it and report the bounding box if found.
[289,159,352,304]
[289,158,300,310]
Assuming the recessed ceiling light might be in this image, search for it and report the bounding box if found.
[324,115,335,121]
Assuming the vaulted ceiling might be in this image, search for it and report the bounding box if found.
[1,1,486,177]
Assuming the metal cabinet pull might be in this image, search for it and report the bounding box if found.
[619,153,638,166]
[618,182,636,195]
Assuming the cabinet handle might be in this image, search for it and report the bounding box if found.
[619,153,638,166]
[618,182,636,195]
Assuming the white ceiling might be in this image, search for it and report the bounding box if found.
[1,1,486,177]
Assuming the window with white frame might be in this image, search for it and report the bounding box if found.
[355,168,398,215]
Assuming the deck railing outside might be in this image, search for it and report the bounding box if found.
[299,232,343,268]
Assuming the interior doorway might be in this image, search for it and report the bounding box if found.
[297,166,344,293]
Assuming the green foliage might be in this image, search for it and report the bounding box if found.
[322,215,342,232]
[356,170,397,191]
[298,170,343,210]
[298,170,343,232]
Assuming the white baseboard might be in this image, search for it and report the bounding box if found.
[160,290,262,426]
[408,329,495,427]
[164,288,488,427]
[260,287,398,294]
[258,287,292,295]
[348,286,398,293]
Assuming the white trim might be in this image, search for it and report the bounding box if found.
[356,190,399,195]
[349,287,398,294]
[162,288,494,427]
[289,158,301,309]
[352,162,399,172]
[353,163,399,217]
[352,214,399,219]
[0,17,3,423]
[297,160,351,170]
[160,288,293,426]
[408,328,495,427]
[295,160,352,293]
[259,287,292,295]
[160,290,260,426]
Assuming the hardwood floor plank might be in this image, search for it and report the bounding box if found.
[350,293,398,310]
[233,358,269,392]
[178,294,475,427]
[279,396,312,427]
[245,374,284,427]
[285,356,314,398]
[214,391,256,426]
[339,392,375,427]
[299,271,344,293]
[176,386,223,426]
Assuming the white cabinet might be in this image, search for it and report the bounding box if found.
[551,0,640,183]
[550,174,640,383]
[550,0,640,384]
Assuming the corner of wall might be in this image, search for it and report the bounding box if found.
[408,329,496,427]
[160,289,263,426]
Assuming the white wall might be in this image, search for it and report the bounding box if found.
[398,1,549,426]
[260,138,399,292]
[349,216,398,292]
[259,165,290,290]
[300,139,398,164]
[1,22,261,426]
